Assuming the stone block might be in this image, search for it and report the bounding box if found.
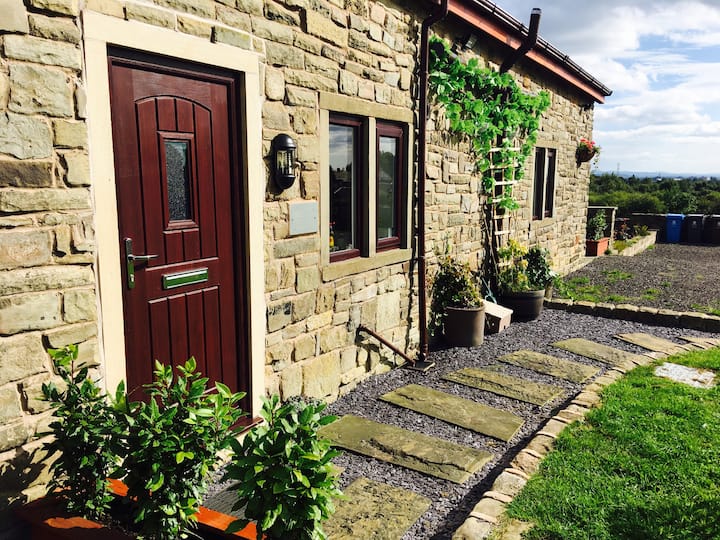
[316,284,335,312]
[294,32,323,54]
[292,107,317,134]
[44,322,96,348]
[0,422,29,453]
[27,0,78,16]
[1,265,94,297]
[0,159,53,188]
[236,0,263,16]
[0,230,52,271]
[452,517,494,540]
[280,362,303,398]
[274,235,317,259]
[0,334,47,386]
[63,289,96,323]
[0,112,52,160]
[339,70,359,96]
[262,101,291,130]
[303,351,341,398]
[0,188,90,212]
[252,15,294,44]
[0,292,62,334]
[292,291,315,321]
[266,41,305,69]
[156,0,214,17]
[216,5,251,30]
[61,151,90,186]
[307,311,332,331]
[0,386,23,423]
[267,300,292,332]
[296,266,320,293]
[490,470,527,498]
[53,120,87,148]
[9,64,74,117]
[294,333,315,360]
[265,67,285,101]
[125,3,175,27]
[0,0,29,33]
[318,324,349,353]
[177,16,213,38]
[285,69,337,93]
[28,13,81,43]
[86,0,124,17]
[305,9,347,47]
[375,291,400,332]
[212,26,252,49]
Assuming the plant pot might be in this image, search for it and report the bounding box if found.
[576,146,596,165]
[15,482,257,540]
[443,305,486,347]
[585,237,609,256]
[498,290,545,321]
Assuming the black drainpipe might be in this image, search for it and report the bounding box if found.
[500,8,541,74]
[416,0,449,368]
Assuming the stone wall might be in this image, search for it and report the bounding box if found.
[0,0,98,528]
[0,0,600,531]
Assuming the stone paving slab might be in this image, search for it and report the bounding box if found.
[324,477,430,540]
[680,335,720,348]
[380,384,524,442]
[442,367,564,407]
[553,338,646,367]
[654,362,717,389]
[615,332,687,354]
[498,349,600,383]
[319,415,493,484]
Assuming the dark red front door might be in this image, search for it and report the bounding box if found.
[108,52,246,397]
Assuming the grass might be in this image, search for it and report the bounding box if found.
[506,348,720,540]
[692,302,720,317]
[554,276,628,304]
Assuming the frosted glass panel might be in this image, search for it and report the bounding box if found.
[165,140,191,221]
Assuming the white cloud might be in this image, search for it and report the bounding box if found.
[498,0,720,173]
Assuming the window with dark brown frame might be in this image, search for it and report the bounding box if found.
[533,147,556,220]
[376,122,404,252]
[329,115,363,262]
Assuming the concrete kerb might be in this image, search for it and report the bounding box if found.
[452,305,712,540]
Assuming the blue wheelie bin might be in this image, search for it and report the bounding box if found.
[665,214,684,243]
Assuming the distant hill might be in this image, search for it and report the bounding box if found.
[596,170,720,181]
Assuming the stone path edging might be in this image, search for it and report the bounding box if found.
[451,358,646,539]
[545,298,720,333]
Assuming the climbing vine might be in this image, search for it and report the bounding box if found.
[428,36,550,210]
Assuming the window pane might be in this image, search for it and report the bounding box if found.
[533,147,545,220]
[165,140,191,221]
[329,124,356,252]
[377,135,397,240]
[544,149,556,217]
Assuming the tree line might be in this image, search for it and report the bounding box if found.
[589,173,720,216]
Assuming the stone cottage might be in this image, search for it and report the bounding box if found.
[0,0,610,527]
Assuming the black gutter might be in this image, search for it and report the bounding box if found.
[463,0,612,98]
[416,0,449,367]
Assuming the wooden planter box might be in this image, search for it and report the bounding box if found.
[15,480,257,540]
[586,237,609,256]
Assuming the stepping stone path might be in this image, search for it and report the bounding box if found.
[314,329,719,539]
[319,415,493,483]
[553,337,647,367]
[380,384,524,442]
[615,332,689,354]
[498,349,600,383]
[324,477,430,540]
[442,367,564,406]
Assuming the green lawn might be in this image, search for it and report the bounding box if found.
[506,348,720,540]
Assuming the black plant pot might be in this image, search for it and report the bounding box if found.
[498,290,545,321]
[443,305,486,347]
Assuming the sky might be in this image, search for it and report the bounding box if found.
[498,0,720,176]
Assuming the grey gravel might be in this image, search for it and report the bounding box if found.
[325,308,718,540]
[561,243,720,312]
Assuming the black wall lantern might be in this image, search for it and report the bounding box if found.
[272,134,297,190]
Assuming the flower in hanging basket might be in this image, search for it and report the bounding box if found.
[576,137,600,165]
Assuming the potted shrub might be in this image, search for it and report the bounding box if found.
[525,246,557,299]
[496,240,549,321]
[224,395,342,540]
[18,347,251,540]
[586,210,609,256]
[429,253,486,347]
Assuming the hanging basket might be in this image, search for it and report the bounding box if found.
[576,146,596,165]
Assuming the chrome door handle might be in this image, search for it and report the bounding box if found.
[125,238,158,289]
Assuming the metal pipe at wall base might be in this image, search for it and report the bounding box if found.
[357,326,436,372]
[417,0,449,364]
